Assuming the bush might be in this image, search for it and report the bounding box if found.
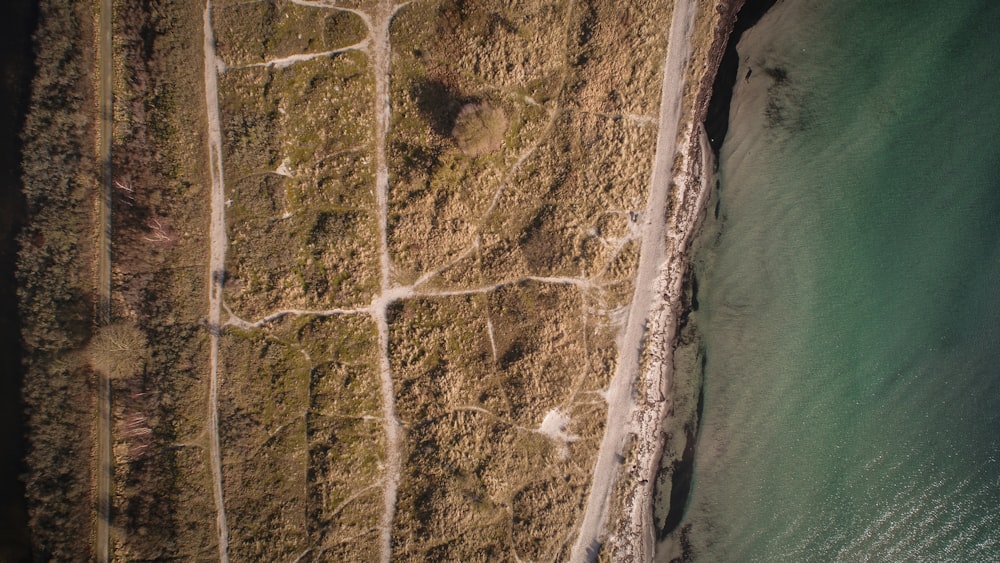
[451,103,507,156]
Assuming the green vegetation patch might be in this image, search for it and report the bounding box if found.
[216,321,317,558]
[226,198,380,317]
[272,54,373,169]
[219,314,382,560]
[220,55,378,316]
[323,8,368,48]
[301,315,385,531]
[220,69,280,175]
[220,53,376,194]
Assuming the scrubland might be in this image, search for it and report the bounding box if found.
[17,0,736,559]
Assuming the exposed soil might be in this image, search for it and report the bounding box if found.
[202,3,231,560]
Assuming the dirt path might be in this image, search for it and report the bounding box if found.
[241,39,370,70]
[202,2,230,561]
[95,0,113,558]
[371,3,403,561]
[210,3,404,558]
[569,1,696,560]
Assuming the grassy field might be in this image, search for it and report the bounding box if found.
[219,51,380,317]
[207,0,677,559]
[388,286,612,560]
[385,0,669,288]
[220,314,384,560]
[17,0,734,559]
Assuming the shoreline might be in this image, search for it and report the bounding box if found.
[568,1,699,558]
[611,118,716,562]
[605,1,743,559]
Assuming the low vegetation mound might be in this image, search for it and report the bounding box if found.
[451,102,507,156]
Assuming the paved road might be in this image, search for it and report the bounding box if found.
[96,0,113,559]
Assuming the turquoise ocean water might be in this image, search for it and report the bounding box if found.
[675,0,1000,560]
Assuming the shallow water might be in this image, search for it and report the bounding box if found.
[674,0,1000,560]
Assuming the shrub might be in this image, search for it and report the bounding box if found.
[451,103,507,156]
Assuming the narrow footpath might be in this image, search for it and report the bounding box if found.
[202,2,231,561]
[371,3,403,560]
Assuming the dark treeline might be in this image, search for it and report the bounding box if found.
[17,0,98,560]
[0,0,37,559]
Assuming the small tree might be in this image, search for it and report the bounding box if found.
[451,103,507,156]
[89,322,148,380]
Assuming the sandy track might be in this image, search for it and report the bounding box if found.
[240,39,370,70]
[569,1,697,560]
[202,2,231,561]
[371,3,403,561]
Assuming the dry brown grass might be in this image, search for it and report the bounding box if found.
[219,314,384,560]
[220,54,379,317]
[77,0,735,559]
[385,0,670,290]
[386,283,613,559]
